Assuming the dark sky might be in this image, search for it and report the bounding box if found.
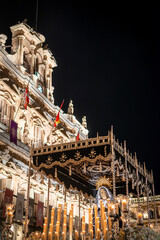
[0,1,160,194]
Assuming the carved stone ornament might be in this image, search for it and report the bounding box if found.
[0,148,11,165]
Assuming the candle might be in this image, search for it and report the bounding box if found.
[108,217,112,231]
[6,212,13,225]
[90,229,93,238]
[137,212,143,225]
[75,230,78,240]
[64,208,67,217]
[63,224,66,240]
[88,208,91,231]
[104,220,107,229]
[104,228,108,240]
[109,204,115,216]
[97,221,100,231]
[69,209,73,240]
[82,222,85,233]
[41,232,45,240]
[62,232,65,240]
[56,221,60,232]
[48,231,52,240]
[82,214,85,234]
[97,229,100,240]
[22,221,26,232]
[43,223,46,235]
[55,232,58,240]
[101,204,105,234]
[49,223,53,239]
[95,216,99,235]
[150,224,153,229]
[89,212,93,233]
[122,199,128,212]
[116,202,119,215]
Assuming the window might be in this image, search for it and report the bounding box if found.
[33,125,42,147]
[0,99,11,126]
[38,84,43,93]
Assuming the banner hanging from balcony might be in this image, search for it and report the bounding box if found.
[36,201,44,228]
[15,193,24,221]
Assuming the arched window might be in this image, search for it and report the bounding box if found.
[33,125,42,148]
[0,98,11,127]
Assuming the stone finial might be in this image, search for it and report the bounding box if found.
[67,100,74,115]
[82,116,87,129]
[0,34,7,47]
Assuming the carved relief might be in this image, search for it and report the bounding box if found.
[67,100,74,115]
[0,148,11,165]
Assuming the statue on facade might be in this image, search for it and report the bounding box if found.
[67,100,74,115]
[22,123,30,144]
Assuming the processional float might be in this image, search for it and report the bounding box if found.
[23,126,156,239]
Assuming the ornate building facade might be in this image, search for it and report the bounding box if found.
[0,22,160,240]
[0,22,89,239]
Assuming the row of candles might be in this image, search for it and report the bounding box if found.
[41,197,144,240]
[41,198,132,240]
[42,203,76,240]
[4,198,144,239]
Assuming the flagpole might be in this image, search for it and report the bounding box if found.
[24,140,32,239]
[46,177,50,240]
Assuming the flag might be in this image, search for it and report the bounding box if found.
[24,85,29,109]
[3,188,13,218]
[76,132,80,141]
[15,193,24,221]
[54,99,64,128]
[28,198,34,225]
[54,112,60,127]
[10,120,17,145]
[36,201,44,227]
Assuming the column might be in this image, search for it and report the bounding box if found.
[25,142,32,239]
[18,35,24,65]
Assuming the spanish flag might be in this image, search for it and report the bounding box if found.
[76,132,80,141]
[24,85,29,109]
[54,100,64,128]
[54,112,60,127]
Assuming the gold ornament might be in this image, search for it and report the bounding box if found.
[96,176,111,189]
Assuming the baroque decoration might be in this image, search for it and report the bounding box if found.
[0,21,159,240]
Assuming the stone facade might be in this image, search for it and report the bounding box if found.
[0,22,89,238]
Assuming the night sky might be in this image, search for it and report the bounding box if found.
[0,1,160,194]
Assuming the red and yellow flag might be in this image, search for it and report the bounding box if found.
[24,85,29,109]
[54,112,60,127]
[76,132,80,141]
[54,100,64,128]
